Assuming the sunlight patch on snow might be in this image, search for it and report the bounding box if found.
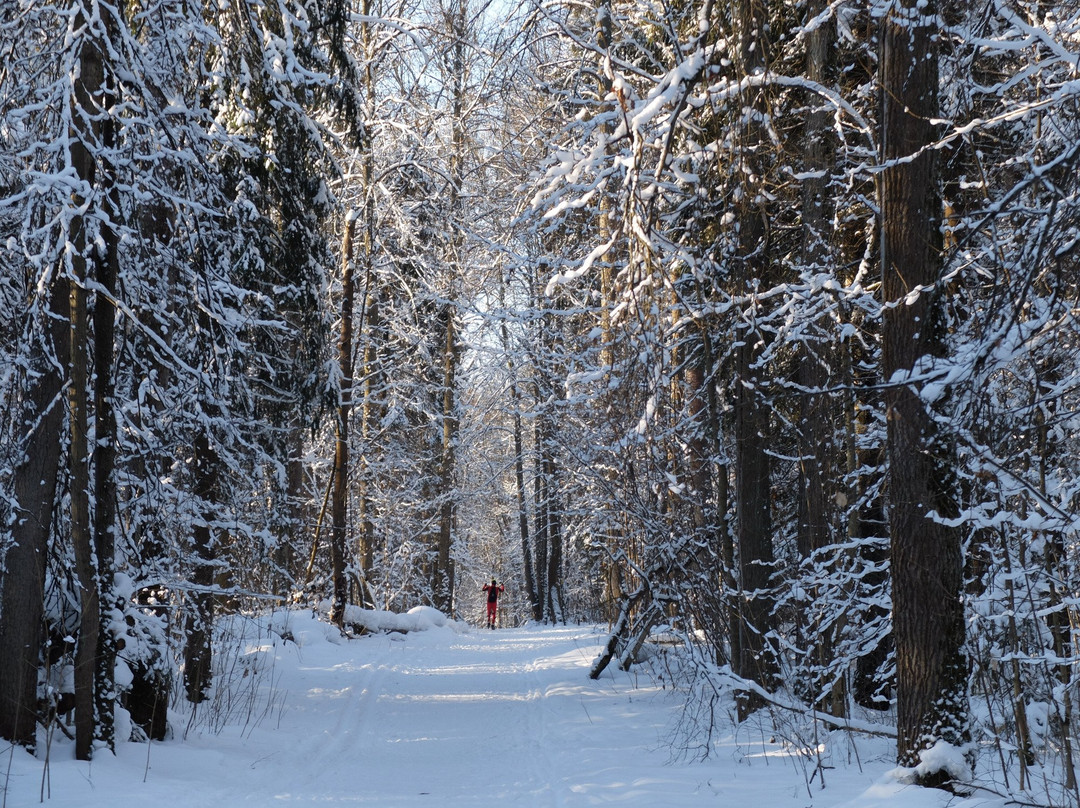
[379,691,533,704]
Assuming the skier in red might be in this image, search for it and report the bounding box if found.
[482,578,504,629]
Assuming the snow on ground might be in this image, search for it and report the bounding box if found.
[2,613,1010,807]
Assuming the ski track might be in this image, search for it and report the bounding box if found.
[6,618,995,808]
[8,622,735,807]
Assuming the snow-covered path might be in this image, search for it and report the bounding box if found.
[4,614,971,808]
[209,622,730,806]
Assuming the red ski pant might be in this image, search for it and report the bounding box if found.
[486,602,498,624]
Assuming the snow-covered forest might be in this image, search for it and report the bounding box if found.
[2,0,1080,803]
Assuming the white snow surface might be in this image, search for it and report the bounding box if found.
[4,613,1009,808]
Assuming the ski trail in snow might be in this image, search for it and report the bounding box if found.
[342,628,577,805]
[12,619,775,807]
[236,622,632,806]
[269,632,397,794]
[4,615,979,808]
[522,645,565,808]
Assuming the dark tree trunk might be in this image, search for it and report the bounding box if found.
[92,183,119,752]
[515,412,539,620]
[432,0,467,616]
[276,432,305,589]
[69,194,98,762]
[795,0,835,563]
[532,399,549,622]
[91,14,121,749]
[796,0,845,717]
[356,8,379,599]
[733,331,777,717]
[68,21,109,760]
[505,332,539,620]
[852,454,891,710]
[0,278,69,750]
[732,0,778,720]
[124,185,177,743]
[357,285,380,595]
[543,436,563,623]
[184,424,220,703]
[682,330,730,663]
[329,216,356,627]
[434,302,459,614]
[879,0,969,778]
[684,337,712,537]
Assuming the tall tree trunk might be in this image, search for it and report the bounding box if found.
[0,279,69,750]
[330,215,357,627]
[879,0,969,779]
[1033,362,1076,791]
[92,23,121,753]
[125,193,177,743]
[684,336,710,538]
[434,304,459,613]
[851,400,890,710]
[68,19,110,760]
[533,379,549,621]
[432,0,469,616]
[69,206,99,763]
[514,404,538,618]
[543,420,563,623]
[733,331,776,716]
[501,317,539,619]
[795,0,834,564]
[184,427,219,703]
[796,0,844,716]
[355,0,379,596]
[277,433,305,590]
[357,300,379,592]
[732,0,778,719]
[684,329,730,662]
[592,0,626,630]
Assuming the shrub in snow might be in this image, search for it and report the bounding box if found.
[890,739,972,787]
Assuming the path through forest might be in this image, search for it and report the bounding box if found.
[4,614,961,808]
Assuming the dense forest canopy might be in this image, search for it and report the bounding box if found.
[2,0,1080,799]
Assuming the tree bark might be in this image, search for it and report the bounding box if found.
[92,191,119,753]
[0,278,69,750]
[92,10,121,749]
[501,318,539,619]
[733,330,777,716]
[879,0,969,778]
[329,215,357,627]
[732,0,778,719]
[355,0,379,595]
[543,425,563,623]
[68,188,97,762]
[796,0,844,716]
[514,404,539,619]
[434,303,459,613]
[184,428,218,703]
[532,378,549,621]
[795,0,835,564]
[125,174,177,744]
[432,0,469,616]
[68,19,111,760]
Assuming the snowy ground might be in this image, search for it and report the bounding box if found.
[3,613,1010,807]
